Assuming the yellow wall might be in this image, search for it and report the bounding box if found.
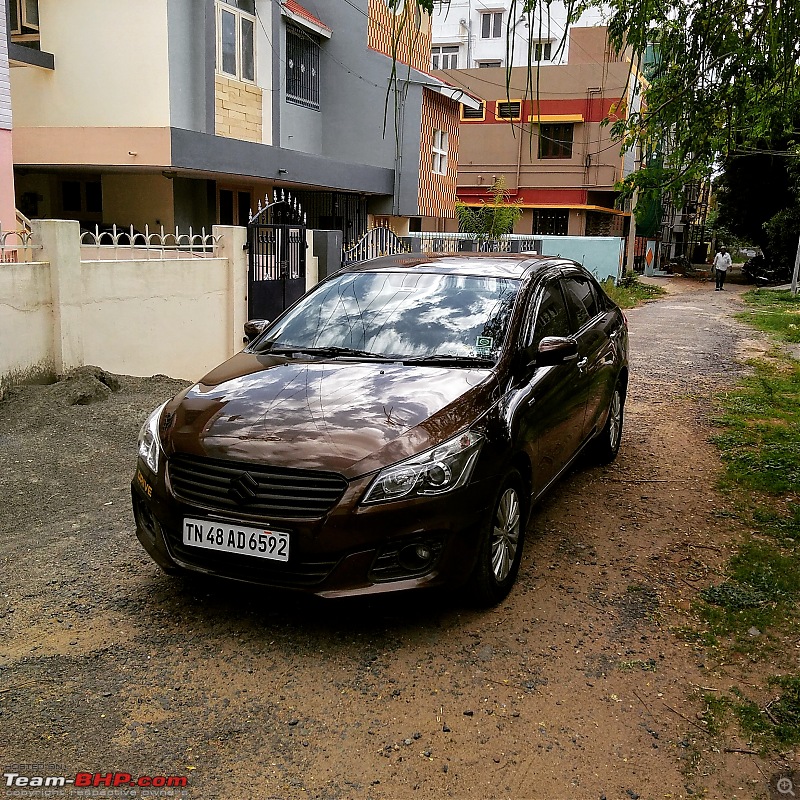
[11,0,170,129]
[103,173,175,231]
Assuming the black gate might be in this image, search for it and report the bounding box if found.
[247,191,307,321]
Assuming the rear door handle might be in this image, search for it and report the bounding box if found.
[577,357,588,372]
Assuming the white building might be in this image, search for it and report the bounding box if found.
[431,0,605,70]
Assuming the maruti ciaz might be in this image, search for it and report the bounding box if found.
[132,253,628,605]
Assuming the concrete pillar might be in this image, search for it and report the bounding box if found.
[214,225,248,355]
[312,229,343,280]
[34,220,83,375]
[402,236,422,254]
[305,229,318,290]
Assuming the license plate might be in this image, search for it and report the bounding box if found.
[183,518,289,562]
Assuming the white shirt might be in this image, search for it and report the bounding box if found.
[713,251,732,271]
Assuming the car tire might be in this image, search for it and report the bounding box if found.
[593,381,625,464]
[468,468,527,607]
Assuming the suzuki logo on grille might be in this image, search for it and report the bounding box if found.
[229,471,259,504]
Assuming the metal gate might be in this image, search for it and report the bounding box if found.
[247,190,307,321]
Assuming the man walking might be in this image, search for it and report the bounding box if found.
[713,245,732,290]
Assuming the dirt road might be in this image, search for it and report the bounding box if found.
[0,279,783,799]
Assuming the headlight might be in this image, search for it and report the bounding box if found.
[138,400,169,474]
[362,430,484,504]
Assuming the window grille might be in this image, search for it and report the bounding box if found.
[461,102,485,121]
[286,26,320,111]
[496,101,521,120]
[532,209,569,235]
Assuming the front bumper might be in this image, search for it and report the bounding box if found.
[131,461,497,598]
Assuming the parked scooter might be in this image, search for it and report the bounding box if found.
[742,255,789,286]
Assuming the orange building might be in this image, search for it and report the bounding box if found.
[436,27,642,237]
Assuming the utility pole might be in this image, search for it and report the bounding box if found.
[792,234,800,296]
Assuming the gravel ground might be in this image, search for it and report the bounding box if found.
[1,278,794,799]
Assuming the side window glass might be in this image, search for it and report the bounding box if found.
[529,283,571,347]
[583,279,601,317]
[562,276,599,329]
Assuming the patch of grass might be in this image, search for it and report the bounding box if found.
[684,293,800,755]
[601,274,667,309]
[712,360,800,495]
[737,289,800,343]
[698,539,800,646]
[671,625,719,647]
[703,679,800,749]
[700,693,729,736]
[753,506,800,544]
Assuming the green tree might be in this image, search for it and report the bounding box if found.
[413,0,800,199]
[455,177,523,246]
[715,152,793,255]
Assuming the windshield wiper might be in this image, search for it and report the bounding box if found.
[403,354,495,367]
[267,346,391,360]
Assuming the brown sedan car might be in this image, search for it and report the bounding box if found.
[132,253,628,605]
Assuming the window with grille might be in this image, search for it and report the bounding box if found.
[461,102,485,121]
[538,123,574,158]
[286,26,320,111]
[534,42,552,61]
[216,0,256,83]
[495,101,521,120]
[478,60,502,68]
[432,46,459,70]
[481,11,502,38]
[532,209,569,236]
[432,130,448,175]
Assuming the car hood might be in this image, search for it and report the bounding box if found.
[165,353,494,477]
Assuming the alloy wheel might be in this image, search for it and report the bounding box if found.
[491,487,521,582]
[608,389,622,450]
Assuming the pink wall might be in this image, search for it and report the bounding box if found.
[0,130,15,231]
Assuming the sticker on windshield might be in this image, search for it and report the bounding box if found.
[476,336,493,356]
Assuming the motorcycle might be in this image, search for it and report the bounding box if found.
[742,255,789,286]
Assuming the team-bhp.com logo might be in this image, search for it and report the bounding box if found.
[4,771,188,792]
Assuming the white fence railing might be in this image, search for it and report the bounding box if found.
[343,226,410,265]
[405,232,541,254]
[0,228,41,263]
[79,225,221,261]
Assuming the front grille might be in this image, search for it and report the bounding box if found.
[168,454,348,519]
[169,539,340,587]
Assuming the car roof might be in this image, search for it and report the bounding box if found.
[342,252,579,281]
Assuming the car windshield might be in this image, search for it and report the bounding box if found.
[254,270,521,363]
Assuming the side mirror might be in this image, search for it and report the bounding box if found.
[243,319,270,344]
[535,336,578,367]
